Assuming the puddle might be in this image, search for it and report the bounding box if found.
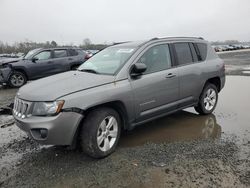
[120,76,250,147]
[242,71,250,74]
[120,111,221,147]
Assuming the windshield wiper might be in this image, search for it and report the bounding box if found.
[78,69,99,74]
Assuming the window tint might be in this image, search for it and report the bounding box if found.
[189,43,198,62]
[174,43,193,65]
[54,50,68,58]
[33,51,51,60]
[138,44,172,74]
[196,43,207,61]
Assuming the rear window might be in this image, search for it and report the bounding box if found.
[196,43,207,61]
[54,50,68,58]
[68,49,79,56]
[76,50,86,56]
[174,43,193,65]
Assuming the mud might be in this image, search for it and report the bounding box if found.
[0,51,250,187]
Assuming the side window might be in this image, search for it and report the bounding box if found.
[33,51,51,60]
[54,50,68,58]
[196,43,207,61]
[189,43,198,62]
[76,50,85,56]
[138,44,172,74]
[68,49,79,56]
[173,43,193,65]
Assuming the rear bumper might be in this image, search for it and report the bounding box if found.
[14,112,84,145]
[220,75,226,91]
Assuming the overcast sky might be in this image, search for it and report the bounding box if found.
[0,0,250,45]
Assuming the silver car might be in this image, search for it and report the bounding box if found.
[13,37,225,158]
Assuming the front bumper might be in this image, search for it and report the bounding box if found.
[0,67,12,84]
[14,112,84,145]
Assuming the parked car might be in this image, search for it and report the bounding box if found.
[243,45,250,49]
[13,37,225,158]
[84,50,100,59]
[0,48,87,87]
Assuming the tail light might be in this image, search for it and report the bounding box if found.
[85,53,93,60]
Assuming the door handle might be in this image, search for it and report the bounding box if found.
[68,58,73,60]
[165,73,176,78]
[47,61,53,64]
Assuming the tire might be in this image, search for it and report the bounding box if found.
[195,83,218,115]
[8,71,27,88]
[80,107,121,158]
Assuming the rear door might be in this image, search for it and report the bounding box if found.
[130,43,179,122]
[172,42,203,107]
[50,49,71,74]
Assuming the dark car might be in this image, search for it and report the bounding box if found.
[0,48,87,87]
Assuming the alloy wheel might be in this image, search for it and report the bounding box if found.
[10,74,25,87]
[97,116,118,152]
[204,88,217,111]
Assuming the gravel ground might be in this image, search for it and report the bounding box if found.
[0,50,250,187]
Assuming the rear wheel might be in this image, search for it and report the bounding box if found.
[195,83,218,115]
[8,71,27,88]
[80,107,121,158]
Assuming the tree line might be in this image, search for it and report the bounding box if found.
[0,38,109,54]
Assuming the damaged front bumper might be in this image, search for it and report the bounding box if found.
[14,112,84,145]
[0,67,12,85]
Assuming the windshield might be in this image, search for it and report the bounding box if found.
[78,46,136,75]
[24,49,41,59]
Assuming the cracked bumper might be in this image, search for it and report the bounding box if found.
[0,67,12,84]
[14,112,84,145]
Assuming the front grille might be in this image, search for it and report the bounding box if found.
[13,98,32,119]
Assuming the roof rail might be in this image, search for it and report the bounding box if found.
[150,37,159,41]
[149,36,205,41]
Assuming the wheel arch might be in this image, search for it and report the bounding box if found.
[11,68,29,80]
[204,76,221,92]
[83,101,130,131]
[71,100,130,149]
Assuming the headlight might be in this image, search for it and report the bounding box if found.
[32,100,64,116]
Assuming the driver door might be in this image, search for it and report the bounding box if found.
[130,43,179,122]
[26,50,54,79]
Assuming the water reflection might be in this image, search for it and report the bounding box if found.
[119,111,221,147]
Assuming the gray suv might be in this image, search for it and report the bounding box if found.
[13,37,225,158]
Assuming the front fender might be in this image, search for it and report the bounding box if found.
[58,79,135,127]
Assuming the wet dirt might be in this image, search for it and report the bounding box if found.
[0,51,250,187]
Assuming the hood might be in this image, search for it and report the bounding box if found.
[18,71,115,101]
[0,58,22,66]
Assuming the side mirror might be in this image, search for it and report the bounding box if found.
[32,57,38,62]
[130,63,147,78]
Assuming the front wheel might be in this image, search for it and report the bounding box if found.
[80,107,121,158]
[8,71,27,88]
[195,83,218,115]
